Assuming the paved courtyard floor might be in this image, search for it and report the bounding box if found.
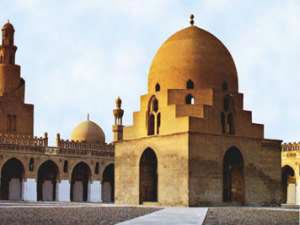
[0,202,298,225]
[0,201,160,225]
[203,207,299,225]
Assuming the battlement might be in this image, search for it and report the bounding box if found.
[0,132,48,147]
[56,133,113,154]
[282,142,300,151]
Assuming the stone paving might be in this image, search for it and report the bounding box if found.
[203,207,299,225]
[0,202,160,225]
[0,202,299,225]
[117,207,208,225]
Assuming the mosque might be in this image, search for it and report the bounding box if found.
[0,21,114,203]
[0,16,298,206]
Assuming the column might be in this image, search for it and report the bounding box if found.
[57,180,70,202]
[287,183,296,205]
[296,182,300,205]
[23,178,37,201]
[89,180,102,202]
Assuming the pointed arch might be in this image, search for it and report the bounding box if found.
[282,165,296,204]
[223,147,244,204]
[157,113,161,134]
[185,94,195,105]
[155,83,160,92]
[37,160,59,201]
[147,96,157,136]
[0,158,24,200]
[102,163,114,203]
[70,162,91,202]
[29,158,34,171]
[222,81,228,91]
[148,114,155,135]
[63,160,68,173]
[186,79,194,89]
[139,148,158,203]
[227,113,235,134]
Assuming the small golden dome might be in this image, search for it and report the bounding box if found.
[148,25,238,93]
[71,119,105,144]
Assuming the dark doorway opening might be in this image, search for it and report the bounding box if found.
[139,148,158,203]
[0,158,24,200]
[37,160,59,201]
[102,164,114,203]
[70,162,91,202]
[223,147,245,204]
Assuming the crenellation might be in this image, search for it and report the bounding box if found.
[282,142,300,151]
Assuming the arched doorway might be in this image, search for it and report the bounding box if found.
[102,164,114,203]
[223,147,245,204]
[282,165,296,204]
[0,158,24,200]
[71,162,91,202]
[37,160,59,201]
[139,148,158,204]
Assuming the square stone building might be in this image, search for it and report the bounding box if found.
[114,17,282,206]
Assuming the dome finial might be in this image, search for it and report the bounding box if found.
[87,113,90,121]
[190,14,194,26]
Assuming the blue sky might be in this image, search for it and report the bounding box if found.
[0,0,299,144]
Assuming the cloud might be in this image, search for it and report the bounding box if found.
[0,0,299,144]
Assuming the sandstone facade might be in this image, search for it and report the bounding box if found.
[115,17,282,206]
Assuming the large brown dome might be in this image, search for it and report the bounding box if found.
[148,25,238,93]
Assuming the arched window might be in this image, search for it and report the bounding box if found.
[63,160,68,173]
[185,94,195,105]
[6,115,11,133]
[148,114,155,135]
[147,96,160,136]
[224,96,230,112]
[186,80,194,89]
[152,98,158,112]
[157,113,161,135]
[155,83,160,92]
[220,112,226,133]
[222,81,228,91]
[227,113,235,134]
[29,158,34,171]
[95,162,99,175]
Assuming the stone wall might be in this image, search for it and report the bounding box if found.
[115,133,189,206]
[189,134,282,206]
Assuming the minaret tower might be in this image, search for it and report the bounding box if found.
[0,20,17,65]
[0,21,23,98]
[112,97,124,142]
[0,21,33,135]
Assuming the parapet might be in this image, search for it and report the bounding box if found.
[0,132,48,147]
[282,142,300,151]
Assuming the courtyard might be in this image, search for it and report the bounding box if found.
[0,202,298,225]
